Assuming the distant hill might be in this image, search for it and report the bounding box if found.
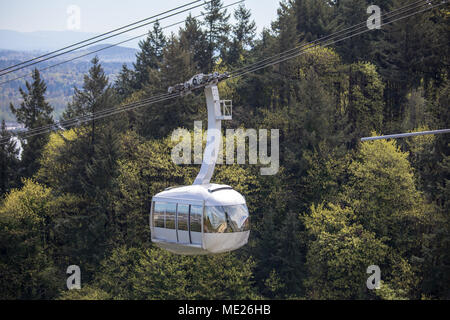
[63,44,138,62]
[0,44,138,122]
[0,29,140,51]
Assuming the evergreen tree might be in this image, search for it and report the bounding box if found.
[330,0,380,63]
[294,0,333,42]
[372,0,446,131]
[226,4,256,66]
[62,56,115,148]
[133,21,166,89]
[179,14,210,72]
[0,119,19,195]
[58,57,119,210]
[10,69,54,177]
[202,0,231,70]
[271,0,301,109]
[140,34,202,139]
[41,59,121,280]
[346,62,385,145]
[114,64,135,100]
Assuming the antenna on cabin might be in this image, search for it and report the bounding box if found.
[361,129,450,141]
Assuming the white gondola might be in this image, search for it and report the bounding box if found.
[151,79,249,255]
[151,184,250,255]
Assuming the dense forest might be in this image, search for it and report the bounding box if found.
[0,0,449,300]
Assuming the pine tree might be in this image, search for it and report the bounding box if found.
[133,21,166,89]
[372,0,446,131]
[330,0,380,63]
[58,57,120,198]
[140,34,201,139]
[114,64,135,100]
[0,119,19,195]
[179,14,209,72]
[62,57,115,147]
[226,4,256,66]
[45,60,121,276]
[202,0,231,70]
[10,68,54,177]
[271,0,300,109]
[294,0,333,42]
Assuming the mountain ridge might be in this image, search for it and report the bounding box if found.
[0,29,141,51]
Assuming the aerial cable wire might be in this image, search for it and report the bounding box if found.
[0,0,211,77]
[230,1,447,79]
[2,0,444,144]
[0,0,245,87]
[7,91,176,139]
[1,0,447,145]
[3,0,445,144]
[229,0,440,78]
[5,93,181,142]
[361,129,450,141]
[229,0,435,77]
[0,0,244,140]
[2,92,177,142]
[0,0,204,74]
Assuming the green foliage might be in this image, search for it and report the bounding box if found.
[0,179,60,299]
[347,139,426,255]
[304,203,389,299]
[347,62,385,143]
[1,0,449,300]
[58,285,111,300]
[66,246,258,300]
[294,0,334,41]
[225,4,256,66]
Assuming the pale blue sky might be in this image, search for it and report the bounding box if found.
[0,0,280,46]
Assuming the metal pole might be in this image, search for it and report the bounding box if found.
[361,129,450,141]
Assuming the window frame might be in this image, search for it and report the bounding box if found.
[151,198,205,244]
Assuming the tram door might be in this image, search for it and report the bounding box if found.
[176,204,202,245]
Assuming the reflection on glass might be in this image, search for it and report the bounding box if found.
[190,205,202,232]
[165,203,176,230]
[153,202,165,228]
[204,204,250,233]
[155,202,249,233]
[204,206,227,233]
[224,204,250,232]
[177,204,189,231]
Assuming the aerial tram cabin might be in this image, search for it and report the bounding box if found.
[151,184,250,255]
[150,74,249,255]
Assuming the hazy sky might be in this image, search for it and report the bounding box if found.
[0,0,280,40]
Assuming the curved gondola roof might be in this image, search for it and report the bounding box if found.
[152,184,245,206]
